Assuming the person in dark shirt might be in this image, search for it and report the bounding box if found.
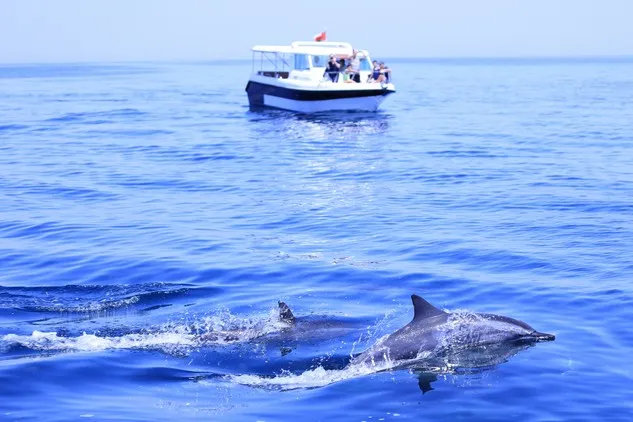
[379,62,392,83]
[370,60,381,82]
[324,55,341,82]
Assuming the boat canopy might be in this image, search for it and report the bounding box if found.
[251,41,355,57]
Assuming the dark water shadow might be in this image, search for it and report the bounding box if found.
[246,108,393,140]
[247,107,393,122]
[393,341,538,395]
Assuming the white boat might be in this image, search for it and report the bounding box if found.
[245,40,396,113]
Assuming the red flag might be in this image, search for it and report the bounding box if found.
[313,31,326,42]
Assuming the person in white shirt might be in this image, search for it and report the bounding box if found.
[347,49,365,83]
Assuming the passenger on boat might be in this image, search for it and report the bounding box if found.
[369,60,381,82]
[343,64,357,83]
[369,61,392,83]
[324,54,341,82]
[347,49,363,83]
[379,62,392,83]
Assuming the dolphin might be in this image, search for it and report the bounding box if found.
[200,294,553,375]
[199,301,366,351]
[349,294,555,368]
[274,300,367,343]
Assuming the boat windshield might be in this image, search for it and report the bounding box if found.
[359,57,371,70]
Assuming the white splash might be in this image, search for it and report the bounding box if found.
[228,359,397,391]
[184,307,289,346]
[227,350,431,391]
[1,307,289,355]
[2,330,198,353]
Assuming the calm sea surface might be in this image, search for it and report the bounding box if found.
[1,58,632,421]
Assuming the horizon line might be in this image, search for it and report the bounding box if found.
[1,53,633,66]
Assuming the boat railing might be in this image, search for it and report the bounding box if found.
[322,70,392,85]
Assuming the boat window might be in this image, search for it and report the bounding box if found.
[294,54,310,70]
[360,57,371,71]
[310,55,328,68]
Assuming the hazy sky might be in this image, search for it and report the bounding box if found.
[1,0,632,63]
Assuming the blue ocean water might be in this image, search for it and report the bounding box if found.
[1,57,632,421]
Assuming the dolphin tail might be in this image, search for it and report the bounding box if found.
[278,301,296,324]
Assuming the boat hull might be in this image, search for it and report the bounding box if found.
[245,79,395,113]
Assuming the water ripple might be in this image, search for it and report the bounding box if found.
[0,59,632,421]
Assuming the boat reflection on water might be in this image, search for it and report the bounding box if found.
[247,108,393,141]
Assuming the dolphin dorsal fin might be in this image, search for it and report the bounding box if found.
[411,294,446,321]
[278,301,296,324]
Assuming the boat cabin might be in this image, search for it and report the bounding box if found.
[250,41,373,83]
